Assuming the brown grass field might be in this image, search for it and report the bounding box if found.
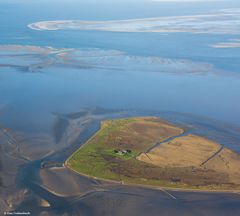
[67,117,240,190]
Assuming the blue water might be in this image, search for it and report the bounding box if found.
[0,0,240,130]
[1,1,240,215]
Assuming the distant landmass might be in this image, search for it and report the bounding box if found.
[28,9,240,34]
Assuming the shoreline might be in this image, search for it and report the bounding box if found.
[27,10,240,35]
[64,117,240,194]
[65,162,240,194]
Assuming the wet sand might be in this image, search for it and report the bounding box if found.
[0,45,219,75]
[27,165,240,216]
[1,109,240,215]
[28,9,240,34]
[1,1,240,214]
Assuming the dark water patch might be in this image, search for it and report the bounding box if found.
[61,111,90,120]
[153,111,240,153]
[53,116,69,143]
[48,119,101,163]
[5,108,238,215]
[0,145,2,188]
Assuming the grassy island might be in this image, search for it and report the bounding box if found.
[67,117,240,190]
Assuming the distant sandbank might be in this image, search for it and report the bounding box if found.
[28,9,240,34]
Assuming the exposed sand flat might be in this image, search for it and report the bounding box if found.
[0,45,217,75]
[40,199,50,207]
[28,9,240,34]
[40,167,100,196]
[211,42,240,48]
[0,45,69,54]
[138,134,240,184]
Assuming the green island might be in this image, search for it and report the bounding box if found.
[66,117,240,190]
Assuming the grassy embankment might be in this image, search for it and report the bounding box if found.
[67,117,186,187]
[67,117,240,190]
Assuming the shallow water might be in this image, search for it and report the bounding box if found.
[1,0,240,215]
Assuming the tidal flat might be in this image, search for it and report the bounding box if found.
[1,107,240,215]
[1,43,240,214]
[1,0,240,215]
[28,9,240,34]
